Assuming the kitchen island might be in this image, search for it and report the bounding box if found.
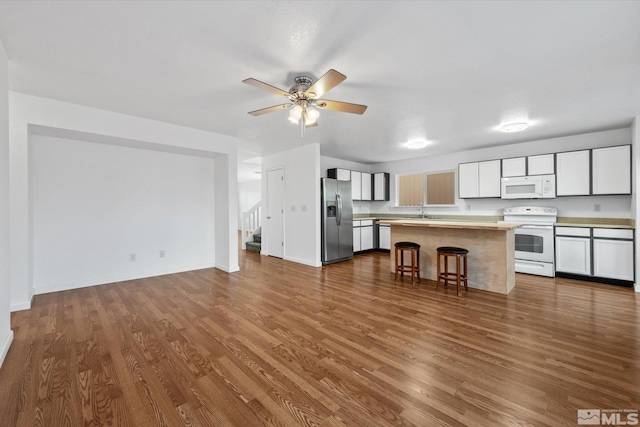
[378,219,520,294]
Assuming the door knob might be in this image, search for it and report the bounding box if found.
[267,216,271,219]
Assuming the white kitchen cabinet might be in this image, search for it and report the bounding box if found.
[592,227,634,281]
[353,226,361,252]
[502,157,526,177]
[458,162,479,198]
[592,145,631,195]
[373,172,390,201]
[459,160,500,198]
[556,150,590,196]
[378,225,390,250]
[593,239,634,281]
[361,226,374,250]
[361,172,372,201]
[351,171,362,200]
[555,235,591,276]
[527,154,555,175]
[478,160,501,197]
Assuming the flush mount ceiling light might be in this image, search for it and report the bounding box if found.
[405,140,429,149]
[500,122,529,133]
[243,69,367,137]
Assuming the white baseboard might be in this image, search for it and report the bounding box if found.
[284,255,322,268]
[215,263,240,273]
[0,330,14,369]
[34,263,216,296]
[10,288,34,312]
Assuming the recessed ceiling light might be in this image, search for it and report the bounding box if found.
[405,140,429,149]
[500,122,529,133]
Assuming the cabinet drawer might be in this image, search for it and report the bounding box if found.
[555,227,590,237]
[353,220,361,227]
[593,228,633,239]
[360,220,373,226]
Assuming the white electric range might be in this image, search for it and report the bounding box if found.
[500,207,558,277]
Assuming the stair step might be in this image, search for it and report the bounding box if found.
[253,234,261,243]
[246,241,261,253]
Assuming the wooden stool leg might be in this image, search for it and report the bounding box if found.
[456,254,461,296]
[416,249,421,283]
[436,252,441,290]
[463,254,468,291]
[444,256,448,287]
[394,247,399,281]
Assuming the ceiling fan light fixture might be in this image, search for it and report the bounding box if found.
[500,122,529,133]
[306,107,319,120]
[288,115,299,124]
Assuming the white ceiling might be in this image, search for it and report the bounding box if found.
[0,1,639,181]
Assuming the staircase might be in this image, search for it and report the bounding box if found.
[245,230,261,253]
[242,201,261,250]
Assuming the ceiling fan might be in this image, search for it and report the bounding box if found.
[242,69,367,136]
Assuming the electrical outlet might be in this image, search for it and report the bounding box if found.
[301,205,307,212]
[466,205,471,211]
[594,204,601,212]
[129,253,136,262]
[159,250,165,258]
[291,205,296,211]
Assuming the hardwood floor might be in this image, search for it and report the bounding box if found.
[0,249,638,426]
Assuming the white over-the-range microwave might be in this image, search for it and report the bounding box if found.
[501,174,556,199]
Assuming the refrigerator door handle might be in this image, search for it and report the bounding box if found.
[336,192,342,226]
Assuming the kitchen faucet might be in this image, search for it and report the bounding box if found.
[419,203,428,219]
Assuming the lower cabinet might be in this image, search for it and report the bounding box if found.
[353,220,373,253]
[593,237,634,281]
[556,234,591,276]
[555,226,634,284]
[378,225,390,250]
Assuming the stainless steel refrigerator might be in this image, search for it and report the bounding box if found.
[321,178,354,265]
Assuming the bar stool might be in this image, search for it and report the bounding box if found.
[394,242,421,285]
[436,246,469,296]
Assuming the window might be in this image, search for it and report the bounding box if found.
[397,171,455,206]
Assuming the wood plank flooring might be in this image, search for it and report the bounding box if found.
[0,249,638,426]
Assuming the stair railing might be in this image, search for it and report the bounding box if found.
[241,201,261,250]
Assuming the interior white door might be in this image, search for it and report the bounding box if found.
[267,168,284,258]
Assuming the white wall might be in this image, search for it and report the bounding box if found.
[370,128,633,218]
[30,134,216,293]
[262,143,321,267]
[0,39,13,367]
[9,92,239,311]
[238,179,261,228]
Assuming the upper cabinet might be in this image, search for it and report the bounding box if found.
[351,171,362,200]
[592,145,631,195]
[361,172,372,201]
[556,150,590,196]
[459,160,501,198]
[373,172,390,201]
[502,157,526,177]
[527,154,555,175]
[327,168,384,201]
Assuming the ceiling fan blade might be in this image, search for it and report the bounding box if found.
[248,103,292,116]
[305,120,318,128]
[305,69,346,99]
[316,99,368,114]
[242,78,290,97]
